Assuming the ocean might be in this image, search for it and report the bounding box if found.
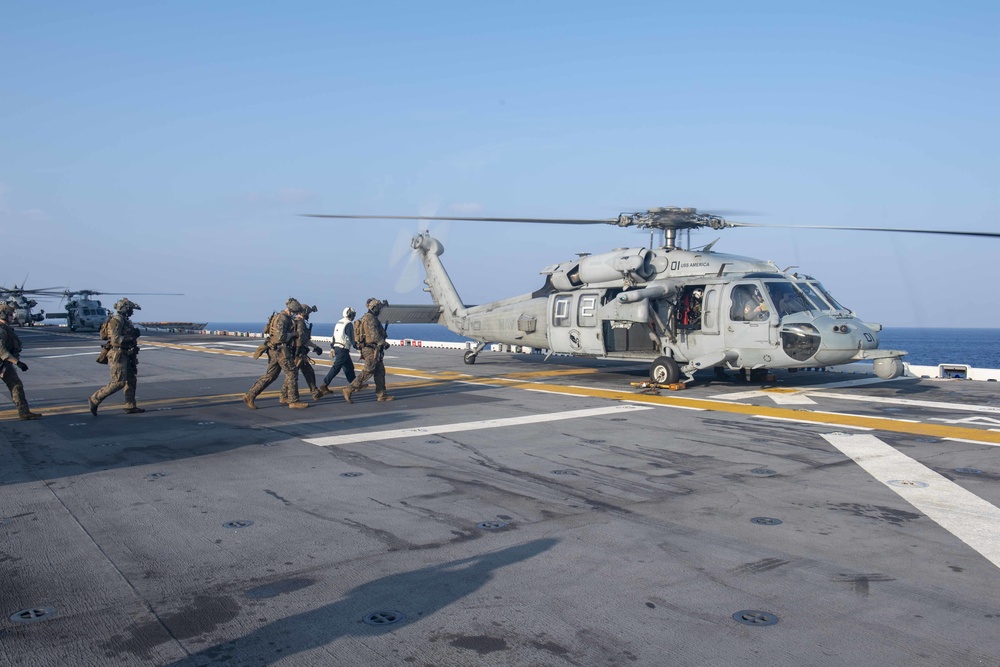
[877,327,1000,369]
[204,323,1000,370]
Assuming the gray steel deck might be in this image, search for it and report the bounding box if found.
[3,327,999,666]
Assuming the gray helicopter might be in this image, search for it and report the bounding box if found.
[47,290,183,331]
[0,282,61,327]
[306,208,1000,383]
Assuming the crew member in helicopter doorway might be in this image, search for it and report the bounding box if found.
[319,306,360,395]
[0,303,41,420]
[89,298,145,415]
[342,298,394,403]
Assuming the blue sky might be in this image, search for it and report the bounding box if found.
[2,1,997,326]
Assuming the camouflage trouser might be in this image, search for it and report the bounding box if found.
[296,354,318,393]
[349,347,387,396]
[91,349,139,408]
[247,347,299,402]
[1,362,31,416]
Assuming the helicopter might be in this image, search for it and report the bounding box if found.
[305,208,1000,384]
[0,281,62,327]
[46,290,183,331]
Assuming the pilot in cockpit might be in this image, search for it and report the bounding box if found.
[733,285,769,321]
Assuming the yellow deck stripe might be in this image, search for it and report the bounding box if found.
[7,342,998,445]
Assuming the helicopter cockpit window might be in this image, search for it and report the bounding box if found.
[809,282,848,312]
[764,282,818,317]
[730,284,770,322]
[795,283,827,310]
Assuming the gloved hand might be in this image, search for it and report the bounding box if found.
[16,361,28,371]
[382,343,390,350]
[313,346,323,356]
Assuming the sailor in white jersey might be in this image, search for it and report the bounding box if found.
[318,307,359,395]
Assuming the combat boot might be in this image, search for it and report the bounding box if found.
[287,401,309,409]
[243,394,257,410]
[317,384,330,397]
[19,411,41,420]
[89,396,100,416]
[377,394,395,402]
[279,396,289,404]
[311,389,324,401]
[342,387,354,404]
[124,407,146,414]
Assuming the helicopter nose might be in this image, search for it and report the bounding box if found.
[781,317,876,365]
[825,320,879,350]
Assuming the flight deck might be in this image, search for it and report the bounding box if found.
[2,327,999,666]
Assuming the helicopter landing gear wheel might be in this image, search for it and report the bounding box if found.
[650,356,680,384]
[463,351,478,365]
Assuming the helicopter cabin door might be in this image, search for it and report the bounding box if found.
[548,292,605,355]
[724,282,775,348]
[700,286,720,335]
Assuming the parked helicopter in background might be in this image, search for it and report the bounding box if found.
[0,282,61,326]
[305,207,1000,383]
[46,290,183,331]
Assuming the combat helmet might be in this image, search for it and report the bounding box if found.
[286,297,303,313]
[0,303,13,318]
[365,297,386,312]
[114,298,141,312]
[300,304,318,319]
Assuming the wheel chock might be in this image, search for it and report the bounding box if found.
[630,381,686,392]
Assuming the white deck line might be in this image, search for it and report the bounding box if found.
[822,433,1000,570]
[303,404,653,447]
[809,392,1000,415]
[753,415,873,430]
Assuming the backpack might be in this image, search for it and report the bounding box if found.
[99,315,114,341]
[262,312,277,340]
[353,316,367,347]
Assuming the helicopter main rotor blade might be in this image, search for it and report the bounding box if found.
[303,211,999,239]
[726,222,1000,239]
[0,286,65,295]
[64,291,185,296]
[302,214,612,225]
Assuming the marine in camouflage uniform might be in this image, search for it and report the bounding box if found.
[293,304,325,401]
[0,304,41,420]
[243,298,308,410]
[342,298,394,403]
[89,298,144,415]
